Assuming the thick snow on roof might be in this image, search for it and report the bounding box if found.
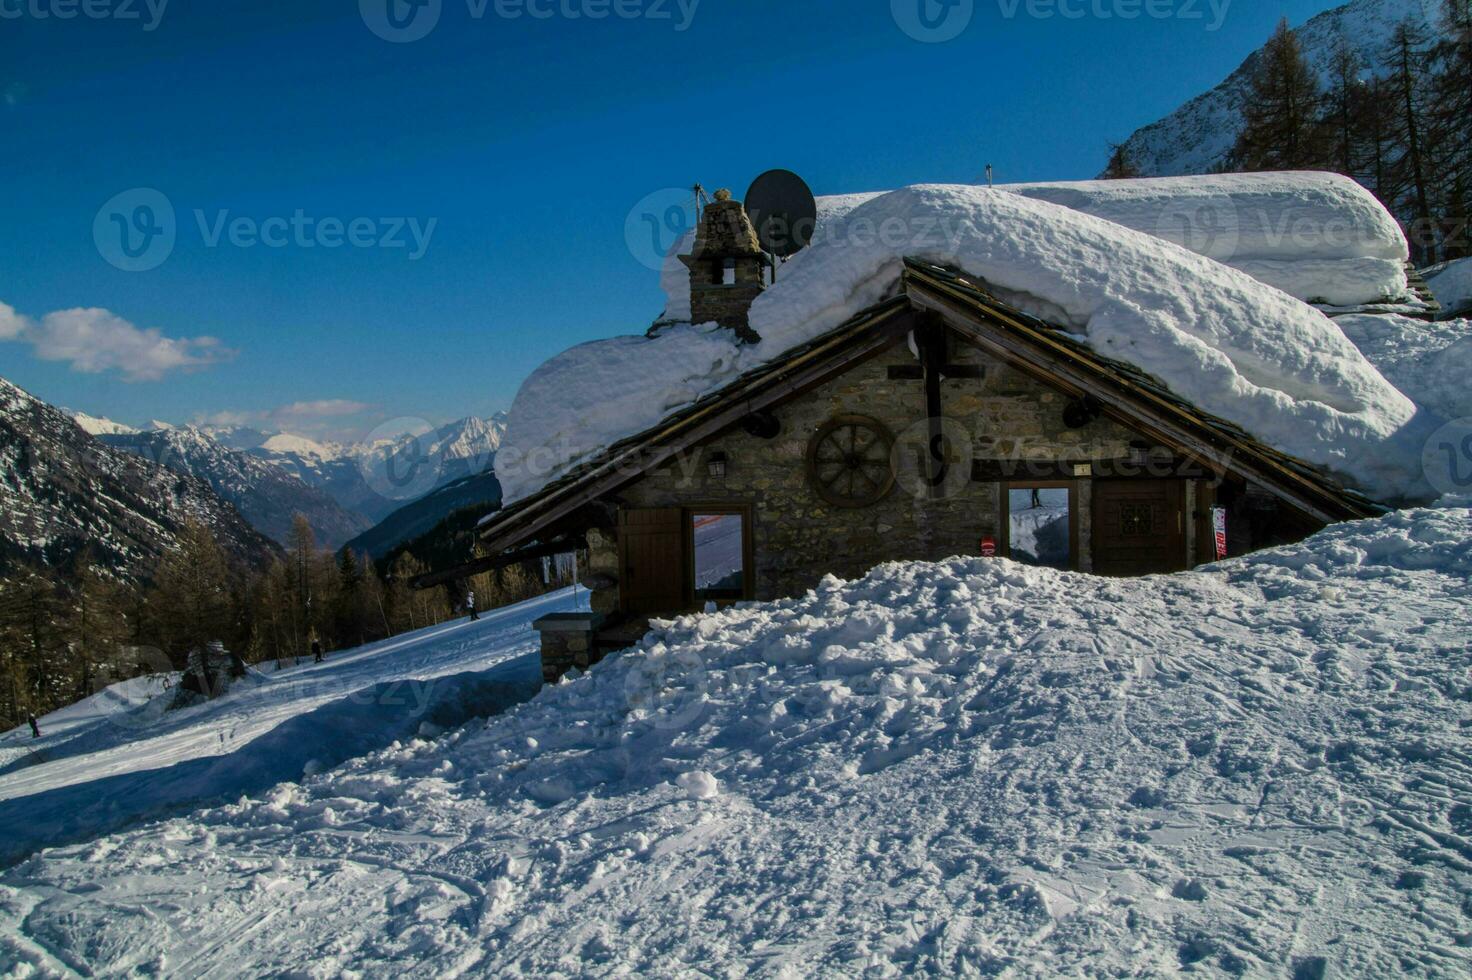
[499,185,1427,507]
[1004,172,1410,306]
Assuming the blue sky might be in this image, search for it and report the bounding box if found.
[1,0,1337,440]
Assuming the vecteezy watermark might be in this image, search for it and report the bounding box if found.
[996,0,1231,29]
[0,0,169,31]
[625,187,698,272]
[94,188,437,271]
[891,0,974,43]
[360,0,699,43]
[94,188,177,273]
[1152,194,1241,264]
[1423,418,1472,498]
[357,417,450,503]
[622,185,969,273]
[895,0,1230,41]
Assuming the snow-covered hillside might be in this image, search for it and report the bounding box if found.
[1113,0,1446,178]
[0,587,583,865]
[2,503,1469,975]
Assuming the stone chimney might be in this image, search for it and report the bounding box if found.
[680,189,766,343]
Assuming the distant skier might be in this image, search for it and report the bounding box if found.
[467,591,480,622]
[312,638,324,663]
[27,713,39,739]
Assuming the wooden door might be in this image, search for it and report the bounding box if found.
[618,508,686,615]
[1091,480,1187,577]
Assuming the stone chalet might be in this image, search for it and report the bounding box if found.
[422,191,1382,685]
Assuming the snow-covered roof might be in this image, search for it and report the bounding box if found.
[497,183,1429,509]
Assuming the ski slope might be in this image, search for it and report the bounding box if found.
[0,587,585,866]
[2,504,1470,976]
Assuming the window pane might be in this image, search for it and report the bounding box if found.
[693,513,745,593]
[1008,488,1072,569]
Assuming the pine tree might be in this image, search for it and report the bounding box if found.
[1231,19,1326,171]
[63,553,133,701]
[1432,0,1472,257]
[1323,38,1364,180]
[149,521,236,664]
[1383,20,1439,262]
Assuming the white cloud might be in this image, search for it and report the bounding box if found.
[273,399,373,420]
[0,302,235,382]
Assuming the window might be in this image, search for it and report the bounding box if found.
[722,258,737,285]
[1004,483,1077,570]
[691,511,747,601]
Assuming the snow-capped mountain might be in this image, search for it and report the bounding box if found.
[68,412,139,437]
[1,378,280,581]
[244,415,508,524]
[1109,0,1447,178]
[98,427,374,550]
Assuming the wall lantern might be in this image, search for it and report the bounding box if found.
[708,451,729,479]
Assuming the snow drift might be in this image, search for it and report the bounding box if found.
[4,502,1471,975]
[498,184,1425,507]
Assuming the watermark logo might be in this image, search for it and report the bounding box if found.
[361,0,699,42]
[1152,194,1240,263]
[1424,418,1472,497]
[892,416,975,500]
[358,417,447,502]
[624,187,697,272]
[622,645,710,732]
[360,0,442,42]
[93,190,437,271]
[0,0,170,31]
[892,0,974,42]
[94,188,176,272]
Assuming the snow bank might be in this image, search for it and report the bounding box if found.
[5,504,1471,975]
[1337,313,1472,423]
[500,185,1425,506]
[1426,256,1472,318]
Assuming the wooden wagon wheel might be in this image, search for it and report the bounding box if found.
[805,415,896,509]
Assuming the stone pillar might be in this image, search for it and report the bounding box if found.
[533,612,605,685]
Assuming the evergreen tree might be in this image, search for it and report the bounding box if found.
[148,520,236,664]
[1322,38,1365,180]
[1383,20,1439,262]
[1231,19,1326,171]
[1432,0,1472,257]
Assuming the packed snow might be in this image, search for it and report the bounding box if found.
[1004,172,1411,306]
[498,184,1427,508]
[1426,257,1472,319]
[1336,314,1472,424]
[0,588,583,865]
[3,502,1471,975]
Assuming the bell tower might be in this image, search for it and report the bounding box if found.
[680,188,766,344]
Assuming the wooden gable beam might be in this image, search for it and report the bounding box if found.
[905,283,1354,525]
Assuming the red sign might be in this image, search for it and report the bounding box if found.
[1212,507,1228,560]
[980,536,997,558]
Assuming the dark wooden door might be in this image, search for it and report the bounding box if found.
[1091,480,1187,577]
[618,508,686,615]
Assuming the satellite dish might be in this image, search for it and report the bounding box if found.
[745,169,818,259]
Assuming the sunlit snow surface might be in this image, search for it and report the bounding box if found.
[2,504,1471,976]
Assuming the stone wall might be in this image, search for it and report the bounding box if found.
[585,332,1155,613]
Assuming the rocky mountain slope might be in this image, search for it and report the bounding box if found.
[0,378,280,580]
[98,427,373,550]
[1110,0,1445,177]
[343,469,502,561]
